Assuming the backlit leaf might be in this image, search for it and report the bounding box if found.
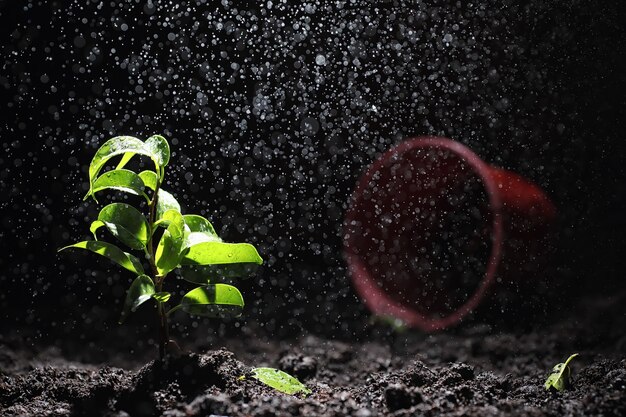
[90,220,106,239]
[87,169,149,202]
[251,368,312,395]
[119,274,155,323]
[156,189,181,220]
[183,214,218,237]
[87,136,146,196]
[94,203,149,250]
[87,135,169,198]
[174,284,244,318]
[58,240,144,275]
[154,209,184,231]
[181,241,262,266]
[156,210,185,275]
[144,134,170,168]
[182,231,222,250]
[139,170,158,191]
[152,292,171,303]
[116,152,135,170]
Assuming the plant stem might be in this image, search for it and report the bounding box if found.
[146,178,168,361]
[156,274,169,360]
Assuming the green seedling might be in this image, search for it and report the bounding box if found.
[59,135,263,360]
[545,353,579,391]
[249,367,312,395]
[369,314,408,333]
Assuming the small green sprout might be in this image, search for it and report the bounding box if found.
[545,353,579,391]
[59,135,263,360]
[369,314,408,333]
[249,367,312,396]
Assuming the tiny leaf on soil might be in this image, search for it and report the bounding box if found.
[119,274,155,323]
[545,353,579,391]
[251,367,312,395]
[59,240,144,275]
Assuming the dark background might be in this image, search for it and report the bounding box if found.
[1,1,624,347]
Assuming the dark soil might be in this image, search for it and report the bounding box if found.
[1,293,625,417]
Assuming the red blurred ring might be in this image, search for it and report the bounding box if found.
[343,137,504,331]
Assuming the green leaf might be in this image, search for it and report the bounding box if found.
[144,134,170,168]
[58,240,144,275]
[545,353,579,391]
[90,220,106,239]
[251,368,312,395]
[155,210,185,275]
[177,263,260,284]
[183,231,222,250]
[173,284,244,318]
[152,292,171,303]
[154,209,185,231]
[86,135,169,198]
[182,241,263,266]
[94,203,149,250]
[119,275,155,323]
[183,214,218,237]
[156,189,181,220]
[87,136,147,197]
[116,152,135,170]
[87,169,149,202]
[139,170,158,191]
[156,228,184,275]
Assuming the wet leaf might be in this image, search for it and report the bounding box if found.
[91,203,149,250]
[58,240,144,275]
[173,284,244,318]
[251,368,312,395]
[138,170,158,191]
[87,169,149,202]
[156,189,181,220]
[119,275,155,323]
[87,136,169,198]
[545,353,579,391]
[156,210,185,275]
[183,214,218,237]
[144,134,170,169]
[87,136,146,196]
[115,151,135,171]
[154,209,185,231]
[181,241,263,266]
[182,231,222,250]
[156,228,184,275]
[152,292,171,303]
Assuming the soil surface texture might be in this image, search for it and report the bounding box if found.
[2,292,626,417]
